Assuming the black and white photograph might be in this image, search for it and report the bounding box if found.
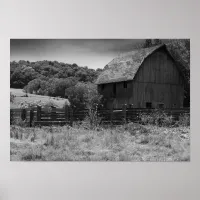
[10,39,190,161]
[2,0,200,199]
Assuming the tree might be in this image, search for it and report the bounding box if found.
[10,60,99,89]
[153,39,162,45]
[10,65,38,88]
[65,82,102,111]
[142,39,162,48]
[143,39,153,48]
[166,39,190,107]
[24,78,41,94]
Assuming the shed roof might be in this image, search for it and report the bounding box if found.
[95,44,166,84]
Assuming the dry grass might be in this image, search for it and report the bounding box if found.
[10,123,190,161]
[10,88,66,108]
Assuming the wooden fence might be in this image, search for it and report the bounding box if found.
[10,105,190,127]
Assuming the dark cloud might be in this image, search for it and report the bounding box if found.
[10,39,145,69]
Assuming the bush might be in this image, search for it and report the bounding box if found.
[66,82,102,111]
[10,92,15,103]
[75,108,102,130]
[10,126,23,140]
[21,147,42,161]
[138,135,150,144]
[139,109,174,127]
[177,113,190,126]
[12,118,27,127]
[124,122,149,136]
[86,107,102,129]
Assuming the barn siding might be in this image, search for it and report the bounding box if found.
[131,49,184,108]
[98,81,133,109]
[98,48,184,109]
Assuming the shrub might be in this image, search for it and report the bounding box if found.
[44,134,55,146]
[139,109,174,127]
[138,135,150,144]
[66,82,102,111]
[74,107,102,130]
[10,126,23,140]
[124,122,149,136]
[162,115,174,127]
[86,107,102,130]
[21,147,42,161]
[10,92,15,103]
[30,130,37,142]
[12,118,27,127]
[177,113,190,126]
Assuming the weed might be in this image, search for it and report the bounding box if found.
[12,118,27,127]
[21,147,42,161]
[10,92,15,103]
[139,109,175,127]
[10,123,190,162]
[177,113,190,126]
[138,135,150,144]
[124,122,149,136]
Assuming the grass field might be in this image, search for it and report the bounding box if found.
[10,123,190,161]
[10,88,67,108]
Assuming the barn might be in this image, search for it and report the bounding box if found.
[95,44,185,109]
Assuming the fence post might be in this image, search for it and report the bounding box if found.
[51,107,56,121]
[37,106,41,121]
[21,108,26,121]
[65,105,69,122]
[10,109,13,125]
[69,107,73,126]
[29,109,34,127]
[123,104,127,124]
[110,106,113,125]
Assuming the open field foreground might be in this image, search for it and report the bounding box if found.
[10,123,190,161]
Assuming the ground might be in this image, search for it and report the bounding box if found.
[10,88,68,108]
[10,123,190,161]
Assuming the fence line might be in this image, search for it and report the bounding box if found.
[10,106,190,127]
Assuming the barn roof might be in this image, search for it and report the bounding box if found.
[95,44,166,84]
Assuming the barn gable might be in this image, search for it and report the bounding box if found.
[95,44,165,85]
[134,48,184,85]
[95,44,185,85]
[130,48,185,108]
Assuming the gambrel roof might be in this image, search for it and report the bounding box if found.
[96,44,167,84]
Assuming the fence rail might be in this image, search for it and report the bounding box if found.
[10,106,190,127]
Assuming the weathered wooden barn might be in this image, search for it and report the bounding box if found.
[96,44,185,109]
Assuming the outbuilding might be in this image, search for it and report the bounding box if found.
[96,44,185,109]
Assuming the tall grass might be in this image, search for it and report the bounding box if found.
[177,113,190,126]
[10,92,15,103]
[74,107,102,130]
[138,109,189,127]
[10,121,190,161]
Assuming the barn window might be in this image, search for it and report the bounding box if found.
[158,103,164,109]
[113,83,116,96]
[129,104,133,108]
[146,102,152,108]
[123,81,127,89]
[173,103,176,108]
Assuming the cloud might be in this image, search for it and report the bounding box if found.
[10,39,145,69]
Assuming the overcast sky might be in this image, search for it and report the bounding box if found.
[10,39,144,69]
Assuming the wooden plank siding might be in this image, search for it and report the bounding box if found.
[132,49,184,108]
[98,48,185,109]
